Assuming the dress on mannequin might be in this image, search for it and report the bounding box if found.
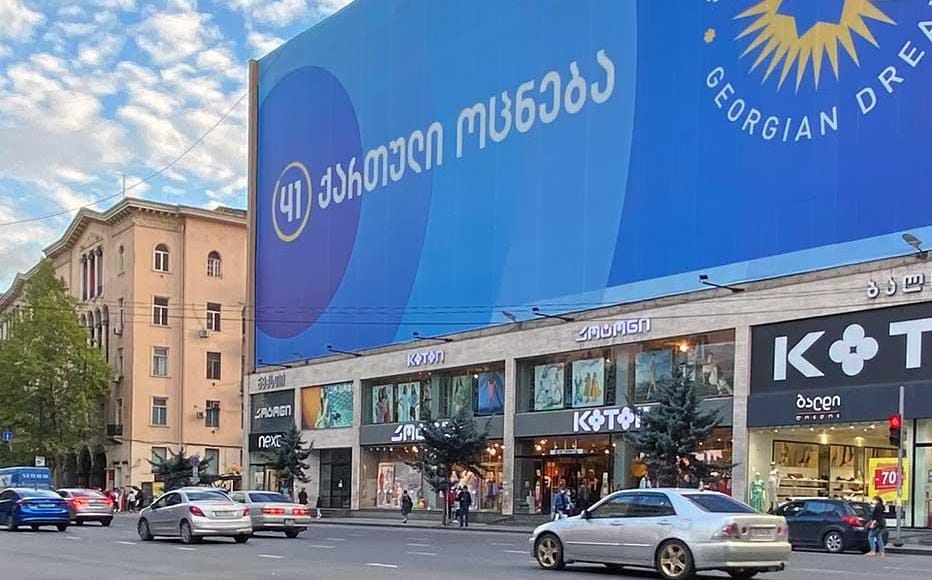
[766,467,780,511]
[750,474,766,512]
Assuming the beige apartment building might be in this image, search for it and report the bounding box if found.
[0,198,246,498]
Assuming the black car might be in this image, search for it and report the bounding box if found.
[775,498,889,554]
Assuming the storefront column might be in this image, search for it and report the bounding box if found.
[351,378,363,510]
[731,324,751,502]
[502,357,516,516]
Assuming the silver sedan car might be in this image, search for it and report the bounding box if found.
[531,489,790,580]
[137,487,252,544]
[230,490,314,538]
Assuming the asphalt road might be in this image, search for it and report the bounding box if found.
[0,515,928,580]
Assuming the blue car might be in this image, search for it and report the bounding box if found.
[0,488,70,531]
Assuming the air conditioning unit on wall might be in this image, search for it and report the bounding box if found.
[113,324,123,335]
[195,410,205,419]
[198,329,211,339]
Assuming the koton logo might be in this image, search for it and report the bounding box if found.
[573,406,641,433]
[795,393,842,422]
[254,404,293,421]
[406,349,445,368]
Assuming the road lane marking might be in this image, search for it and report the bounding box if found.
[366,563,399,569]
[792,570,856,576]
[503,550,527,555]
[309,544,335,549]
[406,543,431,547]
[114,541,137,545]
[176,547,198,551]
[407,551,438,557]
[491,542,515,546]
[259,554,284,559]
[324,537,346,541]
[66,536,81,540]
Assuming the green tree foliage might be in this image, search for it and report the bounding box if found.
[407,409,489,523]
[0,260,110,467]
[625,371,724,488]
[149,448,218,491]
[265,425,312,497]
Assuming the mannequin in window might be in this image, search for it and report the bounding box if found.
[750,472,766,512]
[767,464,781,512]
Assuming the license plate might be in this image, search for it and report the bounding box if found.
[215,511,237,519]
[284,518,295,526]
[751,528,774,539]
[38,504,55,509]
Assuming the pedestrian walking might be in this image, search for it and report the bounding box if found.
[126,489,137,513]
[400,490,413,524]
[866,496,886,558]
[447,488,456,524]
[112,488,121,513]
[298,488,308,505]
[457,486,472,528]
[315,496,323,519]
[552,483,572,521]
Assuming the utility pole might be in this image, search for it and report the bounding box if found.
[894,385,904,547]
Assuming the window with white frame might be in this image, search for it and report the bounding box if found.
[205,400,220,429]
[206,351,221,380]
[153,296,169,326]
[152,346,169,377]
[151,397,168,426]
[207,302,221,331]
[154,243,169,272]
[207,251,222,278]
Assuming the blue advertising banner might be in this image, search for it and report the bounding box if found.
[255,0,932,364]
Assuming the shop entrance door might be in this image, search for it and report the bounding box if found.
[319,449,352,509]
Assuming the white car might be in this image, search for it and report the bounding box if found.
[137,488,252,544]
[231,490,314,538]
[531,489,790,580]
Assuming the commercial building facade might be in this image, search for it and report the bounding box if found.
[246,256,932,526]
[1,199,247,497]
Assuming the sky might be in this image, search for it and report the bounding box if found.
[0,0,353,289]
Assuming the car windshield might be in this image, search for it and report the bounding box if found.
[186,491,231,502]
[249,492,290,503]
[683,493,756,513]
[19,489,60,498]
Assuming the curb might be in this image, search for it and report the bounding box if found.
[309,519,533,535]
[887,546,932,556]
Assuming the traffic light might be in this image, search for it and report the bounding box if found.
[888,414,902,447]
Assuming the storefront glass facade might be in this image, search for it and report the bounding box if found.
[516,330,735,413]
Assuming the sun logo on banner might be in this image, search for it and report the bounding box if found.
[735,0,895,90]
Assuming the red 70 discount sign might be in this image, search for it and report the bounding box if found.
[873,465,899,492]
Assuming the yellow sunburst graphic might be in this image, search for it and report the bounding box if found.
[735,0,896,91]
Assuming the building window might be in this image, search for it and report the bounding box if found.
[205,400,220,429]
[117,347,124,376]
[154,243,169,272]
[81,254,88,300]
[118,245,125,274]
[204,448,220,476]
[206,351,221,380]
[152,346,169,377]
[207,302,221,331]
[96,247,103,295]
[118,298,125,328]
[153,296,169,326]
[151,397,168,426]
[115,398,123,425]
[151,446,167,471]
[207,251,222,278]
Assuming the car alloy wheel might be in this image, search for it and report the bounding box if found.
[535,534,565,570]
[56,524,68,532]
[657,540,694,580]
[824,531,845,553]
[234,534,250,544]
[180,521,195,545]
[137,518,153,541]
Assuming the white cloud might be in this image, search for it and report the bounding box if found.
[135,6,220,65]
[247,29,283,57]
[54,166,96,183]
[58,5,87,19]
[0,0,45,42]
[77,34,124,66]
[0,44,11,59]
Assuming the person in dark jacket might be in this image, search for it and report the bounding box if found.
[298,489,309,505]
[457,486,472,528]
[866,496,886,557]
[401,490,413,524]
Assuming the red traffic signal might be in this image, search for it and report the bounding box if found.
[889,414,902,447]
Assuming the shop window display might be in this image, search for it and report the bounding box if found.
[300,382,353,429]
[517,330,734,412]
[363,363,505,424]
